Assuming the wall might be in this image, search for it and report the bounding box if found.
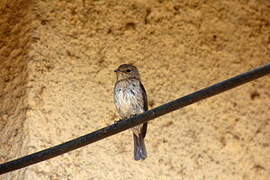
[0,0,32,179]
[0,0,269,179]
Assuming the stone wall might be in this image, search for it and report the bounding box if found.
[0,0,32,179]
[0,0,269,179]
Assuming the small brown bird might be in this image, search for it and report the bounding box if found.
[114,64,148,160]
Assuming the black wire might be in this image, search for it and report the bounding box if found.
[0,63,269,175]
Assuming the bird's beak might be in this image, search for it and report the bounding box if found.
[114,69,120,72]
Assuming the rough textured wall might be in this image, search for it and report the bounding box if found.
[0,0,32,179]
[1,0,270,179]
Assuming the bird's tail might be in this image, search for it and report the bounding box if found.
[133,133,147,161]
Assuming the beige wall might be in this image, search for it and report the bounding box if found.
[0,0,269,179]
[0,0,31,179]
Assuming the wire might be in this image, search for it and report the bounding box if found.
[0,63,269,175]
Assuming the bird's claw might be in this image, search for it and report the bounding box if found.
[114,115,137,124]
[114,119,124,124]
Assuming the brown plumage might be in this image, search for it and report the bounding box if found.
[114,64,148,160]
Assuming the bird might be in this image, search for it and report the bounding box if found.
[114,64,148,161]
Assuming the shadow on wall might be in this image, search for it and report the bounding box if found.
[0,0,32,179]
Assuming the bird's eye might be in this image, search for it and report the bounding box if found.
[126,69,131,72]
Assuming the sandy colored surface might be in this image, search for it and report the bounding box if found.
[1,0,270,179]
[0,0,32,179]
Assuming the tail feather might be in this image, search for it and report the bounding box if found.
[133,133,147,161]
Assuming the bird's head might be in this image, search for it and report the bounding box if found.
[114,64,140,81]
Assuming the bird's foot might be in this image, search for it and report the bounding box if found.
[114,115,137,124]
[114,119,125,124]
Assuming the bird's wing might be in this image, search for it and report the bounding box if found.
[140,82,148,111]
[140,82,148,138]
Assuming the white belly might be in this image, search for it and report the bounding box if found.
[114,80,144,119]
